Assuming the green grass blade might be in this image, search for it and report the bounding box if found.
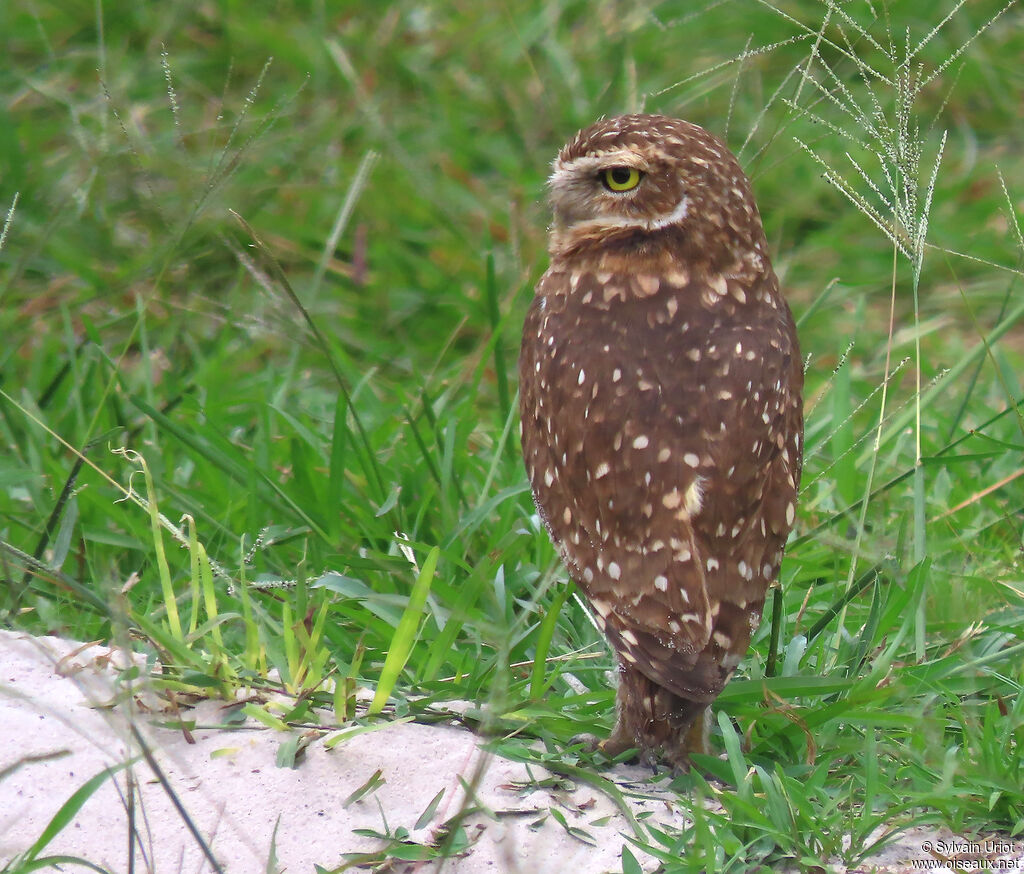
[368,546,440,715]
[484,253,511,418]
[529,581,572,698]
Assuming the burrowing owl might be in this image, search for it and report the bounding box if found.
[519,114,803,768]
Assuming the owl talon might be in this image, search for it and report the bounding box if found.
[567,731,638,763]
[568,732,601,752]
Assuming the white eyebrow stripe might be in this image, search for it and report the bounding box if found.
[645,196,690,229]
[570,196,689,233]
[551,152,650,175]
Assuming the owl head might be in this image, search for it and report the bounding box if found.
[546,113,766,269]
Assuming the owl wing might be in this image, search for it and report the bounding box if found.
[520,270,802,700]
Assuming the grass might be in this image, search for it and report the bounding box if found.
[2,0,1023,871]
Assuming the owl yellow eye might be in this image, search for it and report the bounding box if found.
[601,167,642,192]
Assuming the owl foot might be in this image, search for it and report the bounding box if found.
[568,728,638,764]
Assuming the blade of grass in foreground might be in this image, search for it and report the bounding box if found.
[530,582,572,698]
[368,545,440,716]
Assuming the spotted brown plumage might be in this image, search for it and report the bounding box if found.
[519,114,804,768]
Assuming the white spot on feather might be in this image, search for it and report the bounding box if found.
[636,274,660,296]
[708,275,727,297]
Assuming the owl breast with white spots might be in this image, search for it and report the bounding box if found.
[519,114,803,768]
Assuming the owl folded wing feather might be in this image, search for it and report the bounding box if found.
[521,276,800,700]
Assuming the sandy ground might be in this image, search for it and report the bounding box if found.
[1,629,1022,873]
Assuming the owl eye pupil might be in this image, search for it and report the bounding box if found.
[610,168,632,184]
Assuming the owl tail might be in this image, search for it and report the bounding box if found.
[602,660,713,769]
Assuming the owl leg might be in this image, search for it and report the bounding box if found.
[567,706,641,763]
[668,702,712,762]
[596,709,638,759]
[567,675,641,763]
[570,662,714,769]
[608,661,713,770]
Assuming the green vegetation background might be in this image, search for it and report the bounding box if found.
[2,1,1023,870]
